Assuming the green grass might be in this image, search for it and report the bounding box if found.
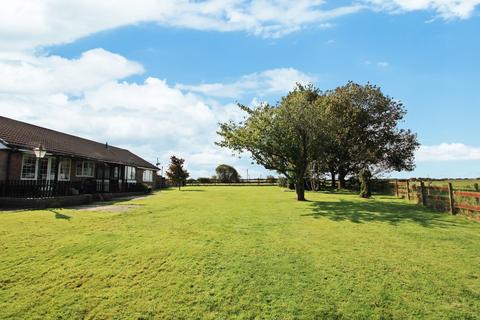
[1,187,479,319]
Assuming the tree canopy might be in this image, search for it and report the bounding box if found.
[217,84,328,201]
[322,82,419,187]
[217,82,419,201]
[165,155,190,190]
[215,164,240,183]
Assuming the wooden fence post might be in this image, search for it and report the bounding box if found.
[420,181,426,206]
[395,180,399,197]
[448,183,455,215]
[406,180,410,201]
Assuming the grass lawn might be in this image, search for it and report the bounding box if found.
[1,187,479,319]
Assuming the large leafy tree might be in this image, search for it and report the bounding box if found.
[165,155,190,190]
[215,164,240,183]
[323,82,419,187]
[217,84,327,201]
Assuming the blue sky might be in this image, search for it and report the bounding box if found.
[1,1,480,178]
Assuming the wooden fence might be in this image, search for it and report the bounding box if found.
[394,180,480,220]
[186,178,277,186]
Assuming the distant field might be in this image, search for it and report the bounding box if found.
[1,187,479,319]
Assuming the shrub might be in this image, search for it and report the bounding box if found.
[277,177,295,190]
[197,177,212,184]
[358,168,372,198]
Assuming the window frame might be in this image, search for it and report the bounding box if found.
[142,170,153,182]
[125,166,136,181]
[20,154,38,180]
[76,160,95,178]
[58,159,71,181]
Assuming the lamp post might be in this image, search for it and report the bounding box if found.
[33,145,47,158]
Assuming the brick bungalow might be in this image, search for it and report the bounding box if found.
[0,116,158,198]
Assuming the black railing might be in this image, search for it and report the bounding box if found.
[0,180,149,198]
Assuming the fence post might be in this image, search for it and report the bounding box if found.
[406,180,410,201]
[448,183,455,215]
[395,180,399,197]
[420,181,426,206]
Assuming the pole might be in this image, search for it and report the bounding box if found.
[406,180,410,201]
[420,181,426,206]
[448,183,455,215]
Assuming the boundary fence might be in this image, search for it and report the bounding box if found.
[393,180,480,221]
[186,178,277,186]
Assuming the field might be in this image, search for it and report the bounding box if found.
[1,187,479,319]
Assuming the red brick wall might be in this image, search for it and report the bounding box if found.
[8,152,22,180]
[0,150,7,181]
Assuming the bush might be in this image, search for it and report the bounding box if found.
[136,183,152,194]
[266,175,277,183]
[186,178,198,184]
[277,177,295,189]
[197,177,212,184]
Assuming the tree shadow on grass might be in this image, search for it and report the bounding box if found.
[304,199,459,228]
[49,210,71,220]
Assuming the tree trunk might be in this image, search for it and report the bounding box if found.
[330,170,336,189]
[338,169,347,189]
[295,177,306,201]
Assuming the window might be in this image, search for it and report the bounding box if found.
[143,170,153,182]
[76,161,95,177]
[125,166,136,181]
[113,167,119,179]
[58,159,71,181]
[21,154,37,180]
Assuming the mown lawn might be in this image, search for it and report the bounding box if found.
[0,187,479,319]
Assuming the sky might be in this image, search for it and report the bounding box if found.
[0,0,479,179]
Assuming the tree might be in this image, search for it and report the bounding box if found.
[217,84,328,201]
[215,164,240,183]
[359,168,372,198]
[165,156,190,190]
[322,82,419,187]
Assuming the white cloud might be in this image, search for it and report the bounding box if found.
[0,0,362,50]
[0,1,477,51]
[377,61,390,68]
[176,68,316,98]
[364,0,480,19]
[416,143,480,161]
[0,49,143,95]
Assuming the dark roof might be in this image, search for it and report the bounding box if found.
[0,116,157,170]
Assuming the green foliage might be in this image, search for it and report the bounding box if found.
[136,183,152,194]
[197,177,212,183]
[359,168,372,198]
[1,187,479,318]
[165,155,190,190]
[322,82,419,187]
[215,164,240,183]
[265,175,277,183]
[277,176,294,189]
[217,84,328,201]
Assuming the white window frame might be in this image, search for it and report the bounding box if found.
[58,159,71,181]
[76,161,95,178]
[20,154,38,180]
[143,170,153,182]
[125,166,136,181]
